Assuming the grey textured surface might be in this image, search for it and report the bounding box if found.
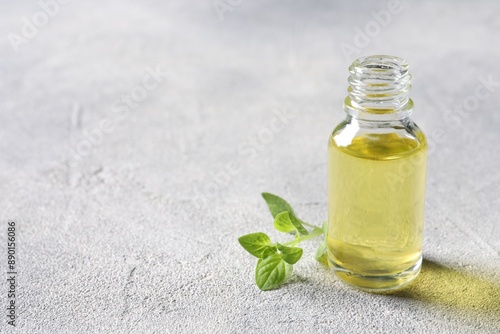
[1,0,499,333]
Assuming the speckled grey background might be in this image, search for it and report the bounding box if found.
[1,0,499,333]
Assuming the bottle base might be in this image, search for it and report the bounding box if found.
[329,256,422,293]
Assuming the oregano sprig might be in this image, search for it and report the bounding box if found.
[238,192,327,290]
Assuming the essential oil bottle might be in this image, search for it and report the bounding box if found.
[327,55,427,292]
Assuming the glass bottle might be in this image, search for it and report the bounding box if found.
[327,55,427,292]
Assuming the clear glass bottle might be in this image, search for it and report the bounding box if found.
[327,55,427,292]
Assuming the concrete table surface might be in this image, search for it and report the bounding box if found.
[1,0,499,333]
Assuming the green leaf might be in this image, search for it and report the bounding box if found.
[255,253,293,290]
[238,233,274,258]
[261,192,295,218]
[277,243,303,264]
[262,193,309,234]
[274,212,296,233]
[314,221,328,261]
[273,211,309,235]
[315,221,328,260]
[315,240,327,260]
[288,212,309,235]
[262,244,278,258]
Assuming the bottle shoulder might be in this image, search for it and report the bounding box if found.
[329,117,427,160]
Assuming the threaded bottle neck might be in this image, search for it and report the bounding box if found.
[344,55,413,121]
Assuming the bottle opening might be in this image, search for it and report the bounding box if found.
[351,55,409,76]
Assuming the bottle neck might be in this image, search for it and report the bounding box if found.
[344,55,413,121]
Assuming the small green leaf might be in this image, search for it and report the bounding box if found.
[288,212,309,235]
[315,221,328,260]
[274,212,296,233]
[273,211,309,235]
[262,244,278,258]
[262,193,295,218]
[277,243,303,264]
[255,253,293,290]
[262,193,310,234]
[315,240,327,260]
[238,233,273,258]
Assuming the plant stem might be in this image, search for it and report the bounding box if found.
[283,228,323,246]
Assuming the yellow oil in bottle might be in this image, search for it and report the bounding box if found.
[328,131,427,291]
